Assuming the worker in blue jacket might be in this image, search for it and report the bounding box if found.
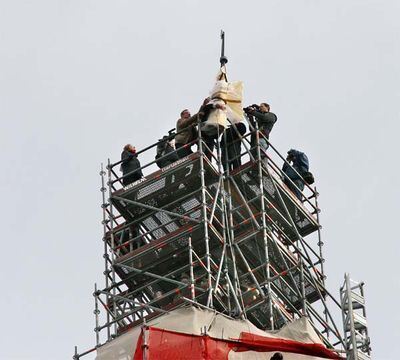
[282,149,309,200]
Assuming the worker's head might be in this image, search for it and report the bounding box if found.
[124,144,136,153]
[287,149,297,162]
[259,103,270,113]
[180,109,191,119]
[180,273,190,284]
[270,353,283,360]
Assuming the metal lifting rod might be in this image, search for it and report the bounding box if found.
[220,30,228,67]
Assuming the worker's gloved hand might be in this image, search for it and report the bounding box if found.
[203,97,211,106]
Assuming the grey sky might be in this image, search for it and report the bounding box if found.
[1,1,399,359]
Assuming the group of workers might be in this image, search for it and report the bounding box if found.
[120,99,313,201]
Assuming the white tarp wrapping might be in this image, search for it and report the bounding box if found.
[95,326,140,360]
[95,307,342,360]
[200,67,244,136]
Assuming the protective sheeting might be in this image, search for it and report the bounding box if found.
[201,67,244,135]
[132,327,341,360]
[95,326,141,360]
[95,307,342,360]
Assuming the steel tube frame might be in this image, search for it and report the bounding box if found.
[107,159,118,336]
[78,125,349,358]
[225,178,244,314]
[197,126,214,308]
[188,236,196,300]
[254,123,274,330]
[100,164,112,341]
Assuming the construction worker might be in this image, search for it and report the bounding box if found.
[175,98,225,160]
[245,102,277,158]
[199,99,227,161]
[220,121,246,171]
[120,144,143,186]
[282,149,309,201]
[155,135,179,168]
[175,108,199,158]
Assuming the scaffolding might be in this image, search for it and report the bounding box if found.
[72,115,371,359]
[340,274,371,360]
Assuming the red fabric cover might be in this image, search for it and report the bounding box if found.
[133,327,232,360]
[133,327,342,360]
[235,332,342,359]
[133,330,144,360]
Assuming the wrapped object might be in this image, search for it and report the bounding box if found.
[201,68,244,136]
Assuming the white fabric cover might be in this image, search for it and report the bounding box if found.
[95,326,140,360]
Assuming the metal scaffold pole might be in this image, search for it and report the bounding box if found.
[314,187,329,338]
[100,164,111,341]
[94,283,100,346]
[188,236,195,300]
[255,126,274,330]
[198,125,213,308]
[224,169,244,317]
[107,159,118,336]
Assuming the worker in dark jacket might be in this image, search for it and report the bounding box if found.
[120,144,143,186]
[282,149,309,200]
[245,102,277,158]
[199,99,226,161]
[220,121,246,171]
[175,108,200,158]
[175,98,225,160]
[175,98,212,158]
[155,135,179,168]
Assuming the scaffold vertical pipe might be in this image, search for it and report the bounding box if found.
[314,187,329,338]
[217,175,231,310]
[225,271,244,318]
[220,129,244,310]
[225,178,243,314]
[314,187,325,279]
[188,236,195,300]
[100,164,111,341]
[255,127,274,330]
[107,159,118,335]
[94,283,100,346]
[299,256,307,316]
[214,240,226,300]
[359,282,370,355]
[197,126,213,308]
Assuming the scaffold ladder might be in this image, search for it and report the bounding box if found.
[340,273,371,360]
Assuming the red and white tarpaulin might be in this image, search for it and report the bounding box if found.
[95,307,342,360]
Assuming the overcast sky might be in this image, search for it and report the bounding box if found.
[1,1,399,359]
